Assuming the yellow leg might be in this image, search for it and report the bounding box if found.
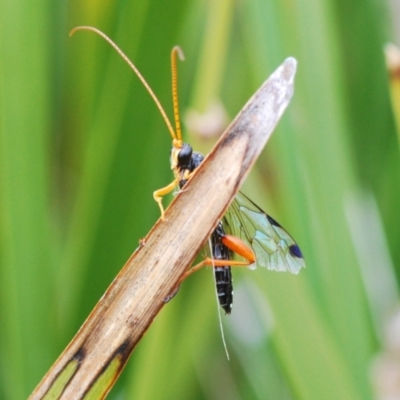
[153,179,178,219]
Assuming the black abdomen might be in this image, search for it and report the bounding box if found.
[212,222,233,314]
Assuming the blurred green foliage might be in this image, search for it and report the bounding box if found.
[0,0,398,399]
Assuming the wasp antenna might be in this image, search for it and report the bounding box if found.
[171,46,185,142]
[70,26,177,140]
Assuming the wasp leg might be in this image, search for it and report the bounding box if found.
[221,234,256,264]
[182,258,252,280]
[153,179,178,220]
[166,235,255,301]
[181,235,256,281]
[165,257,251,303]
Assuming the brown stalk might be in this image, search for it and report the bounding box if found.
[30,57,297,400]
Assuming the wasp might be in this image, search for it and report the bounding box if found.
[70,26,305,314]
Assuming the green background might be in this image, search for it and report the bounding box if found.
[0,0,398,399]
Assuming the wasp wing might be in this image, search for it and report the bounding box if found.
[224,192,305,274]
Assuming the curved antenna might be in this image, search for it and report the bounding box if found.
[70,26,177,140]
[171,46,185,142]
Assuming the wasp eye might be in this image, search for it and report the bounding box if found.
[177,143,192,167]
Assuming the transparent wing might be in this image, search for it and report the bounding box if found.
[224,192,305,274]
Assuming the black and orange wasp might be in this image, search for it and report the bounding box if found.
[71,26,305,314]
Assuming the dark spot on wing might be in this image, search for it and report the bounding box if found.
[289,244,303,258]
[267,214,282,228]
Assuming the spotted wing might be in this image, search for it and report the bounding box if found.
[223,192,305,274]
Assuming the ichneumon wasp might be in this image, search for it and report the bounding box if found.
[70,26,305,314]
